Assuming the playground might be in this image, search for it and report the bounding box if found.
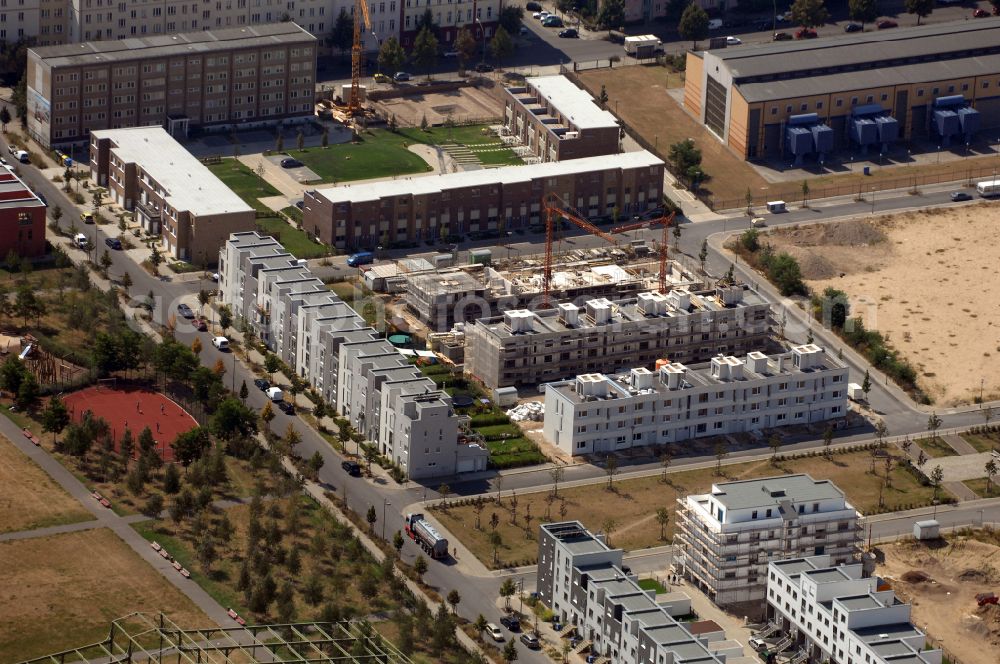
[62,383,198,463]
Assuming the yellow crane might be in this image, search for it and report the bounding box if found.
[349,0,372,114]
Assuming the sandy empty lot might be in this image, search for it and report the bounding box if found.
[879,532,1000,664]
[762,205,1000,405]
[0,435,93,534]
[0,528,209,660]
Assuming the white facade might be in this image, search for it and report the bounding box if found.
[219,231,487,480]
[767,555,941,664]
[543,344,849,456]
[676,474,860,610]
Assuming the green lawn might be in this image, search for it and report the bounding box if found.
[255,217,329,259]
[637,578,667,594]
[206,161,279,214]
[916,436,958,458]
[960,430,1000,454]
[964,478,1000,498]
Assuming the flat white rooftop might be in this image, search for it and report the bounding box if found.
[525,75,619,130]
[314,150,663,205]
[93,127,253,217]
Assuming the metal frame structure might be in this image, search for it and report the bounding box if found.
[20,613,412,664]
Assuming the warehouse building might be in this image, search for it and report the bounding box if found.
[675,475,860,616]
[767,555,941,664]
[90,127,256,263]
[502,75,620,162]
[27,23,317,149]
[684,20,1000,161]
[302,150,664,250]
[0,164,47,259]
[465,285,772,389]
[543,344,849,455]
[219,232,488,479]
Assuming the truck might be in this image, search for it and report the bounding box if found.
[405,513,449,559]
[624,35,661,58]
[975,179,1000,197]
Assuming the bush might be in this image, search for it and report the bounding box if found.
[470,414,511,427]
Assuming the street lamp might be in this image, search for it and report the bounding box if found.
[382,497,391,541]
[870,187,876,215]
[475,18,487,66]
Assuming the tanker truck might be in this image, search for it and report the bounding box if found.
[405,513,449,559]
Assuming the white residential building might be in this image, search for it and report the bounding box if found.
[767,555,941,664]
[675,475,861,614]
[543,344,849,456]
[537,521,727,664]
[218,231,487,479]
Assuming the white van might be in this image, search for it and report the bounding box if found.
[766,200,787,213]
[708,18,723,30]
[211,336,230,351]
[975,179,1000,197]
[74,233,88,249]
[266,386,284,402]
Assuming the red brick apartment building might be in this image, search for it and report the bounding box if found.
[0,165,47,259]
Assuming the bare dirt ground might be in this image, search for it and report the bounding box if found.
[761,205,1000,405]
[879,531,1000,664]
[374,85,503,127]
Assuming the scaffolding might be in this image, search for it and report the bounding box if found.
[19,612,412,664]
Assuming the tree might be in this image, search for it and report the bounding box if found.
[801,180,810,207]
[264,353,281,382]
[769,434,782,463]
[549,466,564,497]
[986,458,998,495]
[930,464,944,499]
[598,84,609,109]
[306,450,325,479]
[209,397,257,440]
[474,614,489,641]
[172,426,211,467]
[849,0,878,28]
[41,395,70,445]
[714,440,729,474]
[92,189,104,213]
[597,0,625,30]
[0,105,10,132]
[378,36,406,76]
[14,286,44,327]
[905,0,932,25]
[874,420,889,449]
[366,504,377,534]
[499,578,517,611]
[678,4,710,49]
[296,130,304,151]
[413,554,428,581]
[412,26,439,78]
[329,9,353,60]
[283,423,302,457]
[490,26,514,68]
[498,5,524,34]
[454,27,476,68]
[447,588,461,614]
[16,371,39,411]
[489,530,503,564]
[218,305,233,335]
[149,245,163,274]
[789,0,830,27]
[142,493,164,519]
[275,132,285,153]
[667,139,704,189]
[604,454,619,490]
[656,507,670,541]
[191,337,203,356]
[699,239,708,272]
[502,639,518,663]
[823,424,834,459]
[303,572,325,605]
[393,530,405,557]
[927,412,942,441]
[239,380,249,404]
[120,428,135,465]
[601,518,618,547]
[197,535,217,572]
[438,483,451,506]
[861,370,872,402]
[162,461,181,494]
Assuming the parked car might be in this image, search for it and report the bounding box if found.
[177,303,195,319]
[277,400,295,415]
[519,633,540,650]
[520,25,529,35]
[486,624,504,642]
[194,317,208,332]
[795,27,817,38]
[500,616,521,632]
[393,71,411,82]
[749,637,767,652]
[708,18,723,29]
[295,199,304,209]
[373,72,391,84]
[81,211,94,223]
[877,19,897,29]
[974,8,990,17]
[950,191,973,202]
[725,35,742,45]
[346,251,374,267]
[773,31,792,41]
[443,49,459,57]
[525,1,542,10]
[532,11,548,19]
[254,378,270,391]
[541,15,563,27]
[104,237,122,250]
[280,157,303,168]
[844,22,862,32]
[342,460,361,476]
[211,336,230,351]
[0,156,7,166]
[74,233,89,249]
[474,62,494,72]
[558,28,578,38]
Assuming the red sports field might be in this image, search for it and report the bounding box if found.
[63,384,198,462]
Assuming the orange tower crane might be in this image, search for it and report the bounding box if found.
[541,193,619,307]
[348,0,373,115]
[610,211,677,294]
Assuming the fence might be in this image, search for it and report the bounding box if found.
[707,161,1000,212]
